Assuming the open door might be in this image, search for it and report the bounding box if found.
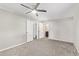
[33,21,39,39]
[27,20,33,42]
[44,23,49,38]
[39,23,49,38]
[33,22,37,39]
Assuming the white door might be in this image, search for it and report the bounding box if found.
[27,20,33,42]
[33,22,37,39]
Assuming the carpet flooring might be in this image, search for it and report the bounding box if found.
[0,39,78,56]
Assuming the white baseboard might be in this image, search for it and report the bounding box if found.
[49,37,73,43]
[0,41,27,52]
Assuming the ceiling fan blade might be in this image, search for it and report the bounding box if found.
[37,9,47,12]
[34,3,40,9]
[25,11,32,14]
[20,4,33,10]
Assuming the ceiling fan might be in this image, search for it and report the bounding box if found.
[20,3,47,16]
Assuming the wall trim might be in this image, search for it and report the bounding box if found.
[0,41,27,52]
[49,37,73,43]
[49,39,73,44]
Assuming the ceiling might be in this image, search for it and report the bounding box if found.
[0,3,77,21]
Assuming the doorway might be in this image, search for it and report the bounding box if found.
[39,22,49,38]
[45,31,49,37]
[33,22,37,39]
[43,23,49,38]
[33,21,39,39]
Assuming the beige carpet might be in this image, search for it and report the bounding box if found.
[0,39,78,56]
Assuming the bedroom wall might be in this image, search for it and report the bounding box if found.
[71,4,79,53]
[63,4,79,52]
[47,4,79,52]
[0,9,26,50]
[48,17,74,43]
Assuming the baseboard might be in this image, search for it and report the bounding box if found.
[0,41,27,52]
[49,38,73,43]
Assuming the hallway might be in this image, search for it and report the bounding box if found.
[0,39,78,56]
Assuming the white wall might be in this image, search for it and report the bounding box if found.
[0,9,26,50]
[72,5,79,52]
[48,17,74,43]
[62,4,79,52]
[47,4,79,52]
